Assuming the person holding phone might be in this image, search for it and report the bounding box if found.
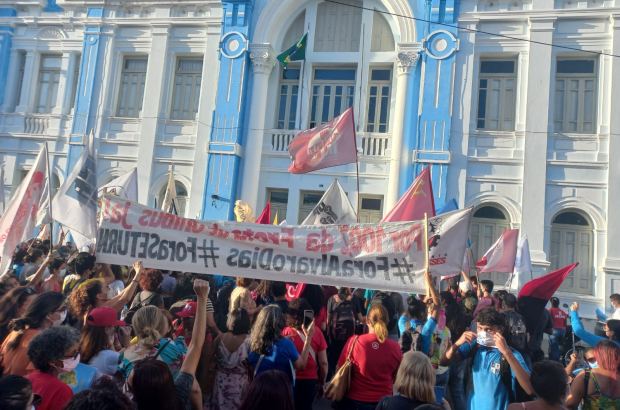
[282,298,328,410]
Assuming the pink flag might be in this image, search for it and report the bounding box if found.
[0,145,50,274]
[475,229,519,273]
[288,107,357,174]
[382,167,435,222]
[255,202,271,225]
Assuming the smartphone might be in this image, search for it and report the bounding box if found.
[304,310,314,327]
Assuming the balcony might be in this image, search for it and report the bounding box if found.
[0,112,72,138]
[263,129,391,157]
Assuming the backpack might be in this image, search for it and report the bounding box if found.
[503,310,527,352]
[329,294,355,342]
[399,321,425,355]
[370,291,397,331]
[122,292,158,324]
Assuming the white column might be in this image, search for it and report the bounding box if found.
[238,45,276,210]
[136,24,170,204]
[0,49,21,112]
[52,51,72,115]
[604,15,620,274]
[15,50,38,113]
[520,17,556,268]
[385,49,419,211]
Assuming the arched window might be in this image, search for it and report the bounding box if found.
[550,210,593,295]
[370,11,395,52]
[314,0,363,52]
[470,205,511,285]
[158,181,188,217]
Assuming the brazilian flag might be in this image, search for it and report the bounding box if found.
[277,33,307,69]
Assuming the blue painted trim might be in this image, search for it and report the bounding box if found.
[201,1,253,221]
[66,11,103,175]
[0,15,15,107]
[87,8,103,18]
[44,0,63,13]
[416,151,450,162]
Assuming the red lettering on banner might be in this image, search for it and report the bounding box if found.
[349,228,362,253]
[138,210,151,226]
[242,229,255,242]
[281,228,294,249]
[375,227,386,252]
[429,257,446,266]
[306,228,334,252]
[120,202,133,229]
[268,232,280,245]
[110,205,123,224]
[362,227,375,253]
[254,231,269,243]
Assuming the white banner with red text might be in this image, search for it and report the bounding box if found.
[96,196,473,294]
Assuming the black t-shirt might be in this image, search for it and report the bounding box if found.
[526,308,553,352]
[376,395,432,410]
[270,299,289,314]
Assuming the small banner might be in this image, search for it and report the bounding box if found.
[97,195,473,293]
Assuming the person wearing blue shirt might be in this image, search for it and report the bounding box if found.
[570,302,620,347]
[398,273,441,355]
[440,307,534,410]
[248,305,315,389]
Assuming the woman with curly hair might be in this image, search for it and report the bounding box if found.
[25,326,80,410]
[68,261,146,326]
[249,305,315,390]
[0,287,38,344]
[0,292,66,376]
[254,280,274,306]
[129,268,164,310]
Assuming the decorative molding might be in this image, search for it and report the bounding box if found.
[249,48,276,75]
[396,51,420,75]
[37,26,66,39]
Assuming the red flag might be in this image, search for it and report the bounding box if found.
[475,229,519,273]
[255,202,271,224]
[288,107,357,174]
[286,283,306,301]
[518,263,578,300]
[382,167,435,222]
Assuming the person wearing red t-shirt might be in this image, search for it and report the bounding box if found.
[25,326,79,410]
[337,304,402,410]
[548,296,568,361]
[282,298,328,410]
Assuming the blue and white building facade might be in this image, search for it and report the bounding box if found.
[1,0,620,317]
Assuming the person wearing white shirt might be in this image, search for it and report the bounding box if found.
[611,294,620,319]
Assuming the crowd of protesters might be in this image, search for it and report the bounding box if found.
[0,238,620,410]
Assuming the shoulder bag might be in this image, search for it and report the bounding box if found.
[325,335,358,402]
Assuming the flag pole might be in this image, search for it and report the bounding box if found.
[424,213,429,272]
[45,142,53,248]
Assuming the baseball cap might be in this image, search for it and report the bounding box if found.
[176,302,198,318]
[87,307,126,327]
[459,281,473,293]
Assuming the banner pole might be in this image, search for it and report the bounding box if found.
[45,142,53,248]
[424,213,429,272]
[356,161,360,223]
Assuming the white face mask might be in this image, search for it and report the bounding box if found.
[476,330,497,348]
[57,354,80,373]
[51,310,67,326]
[58,269,67,278]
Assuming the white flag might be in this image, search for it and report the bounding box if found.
[505,235,531,287]
[0,145,50,274]
[98,168,138,202]
[52,131,98,242]
[161,167,179,216]
[301,179,357,225]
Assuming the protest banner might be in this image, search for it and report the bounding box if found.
[96,195,473,293]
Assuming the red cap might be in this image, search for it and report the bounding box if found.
[86,307,126,327]
[176,302,198,318]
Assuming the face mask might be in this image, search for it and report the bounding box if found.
[476,330,496,348]
[57,354,80,373]
[58,269,66,278]
[51,310,67,326]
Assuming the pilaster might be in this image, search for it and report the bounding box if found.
[520,17,556,268]
[15,51,39,113]
[201,0,255,220]
[51,51,72,115]
[136,23,170,204]
[0,8,17,109]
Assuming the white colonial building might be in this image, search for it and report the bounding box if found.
[1,0,620,320]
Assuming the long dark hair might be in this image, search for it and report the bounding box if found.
[132,359,182,410]
[7,292,65,350]
[110,265,124,283]
[170,273,197,305]
[440,291,468,343]
[299,284,324,317]
[0,287,36,326]
[250,305,284,355]
[238,370,294,410]
[0,375,32,410]
[80,323,110,363]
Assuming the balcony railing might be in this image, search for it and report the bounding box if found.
[264,129,391,157]
[23,114,51,134]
